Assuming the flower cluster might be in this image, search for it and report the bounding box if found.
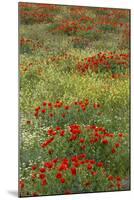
[20,97,129,197]
[50,8,128,35]
[34,99,100,118]
[19,150,127,196]
[77,52,129,75]
[19,3,59,24]
[20,37,43,53]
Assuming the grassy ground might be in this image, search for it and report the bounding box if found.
[19,3,130,197]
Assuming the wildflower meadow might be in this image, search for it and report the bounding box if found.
[19,3,130,197]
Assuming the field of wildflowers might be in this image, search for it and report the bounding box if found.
[19,2,130,197]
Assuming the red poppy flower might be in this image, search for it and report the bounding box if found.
[60,178,65,183]
[118,133,123,137]
[115,143,121,148]
[56,126,61,130]
[48,102,52,107]
[52,158,58,164]
[89,160,96,164]
[34,112,38,118]
[108,175,114,181]
[19,180,24,189]
[32,165,37,170]
[60,130,65,136]
[87,164,93,170]
[85,98,89,103]
[111,148,116,154]
[49,113,54,118]
[70,124,80,129]
[41,109,46,113]
[90,138,98,144]
[70,129,81,134]
[39,173,45,179]
[97,162,103,167]
[81,145,86,150]
[70,167,76,176]
[62,158,69,164]
[117,182,121,189]
[95,132,100,137]
[78,154,86,159]
[81,106,86,112]
[59,163,68,171]
[64,105,70,110]
[52,131,56,136]
[71,155,78,162]
[108,133,114,138]
[80,138,85,143]
[93,103,100,109]
[69,135,77,141]
[43,101,47,106]
[48,128,53,135]
[55,101,63,108]
[80,160,85,165]
[41,137,54,148]
[56,172,62,179]
[73,162,80,167]
[44,162,53,169]
[62,113,66,118]
[102,139,109,145]
[35,106,40,112]
[116,176,121,182]
[41,179,47,186]
[39,168,46,173]
[91,171,97,176]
